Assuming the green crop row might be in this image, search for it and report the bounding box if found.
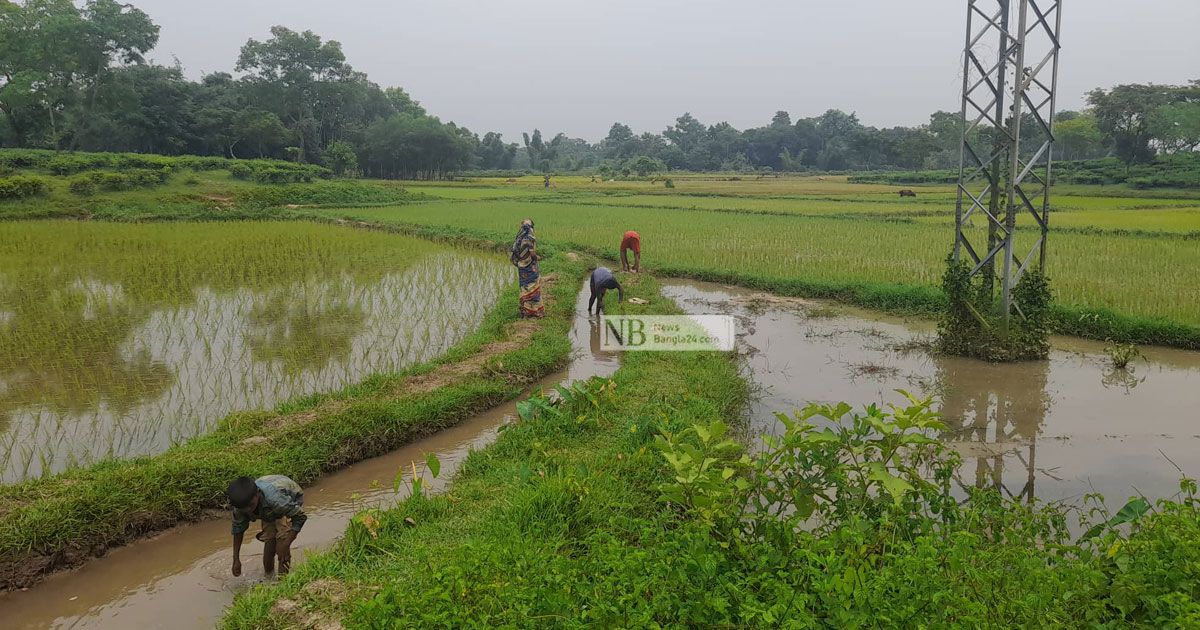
[311,199,1200,346]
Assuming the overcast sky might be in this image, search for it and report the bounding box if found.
[135,0,1199,142]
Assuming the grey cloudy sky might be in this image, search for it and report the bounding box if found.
[136,0,1199,142]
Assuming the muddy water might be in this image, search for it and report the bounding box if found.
[662,279,1200,506]
[0,283,617,629]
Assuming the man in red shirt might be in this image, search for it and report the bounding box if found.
[620,230,641,272]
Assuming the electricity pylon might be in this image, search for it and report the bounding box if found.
[953,0,1063,319]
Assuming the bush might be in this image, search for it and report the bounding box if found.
[937,256,1052,361]
[229,163,253,180]
[238,181,410,207]
[0,175,50,200]
[68,176,98,197]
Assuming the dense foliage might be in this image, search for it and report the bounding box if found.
[850,152,1200,189]
[3,2,1195,179]
[938,257,1053,361]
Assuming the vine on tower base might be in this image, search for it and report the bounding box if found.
[937,257,1052,362]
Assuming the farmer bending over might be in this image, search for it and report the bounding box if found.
[620,230,641,272]
[227,474,307,577]
[588,266,624,314]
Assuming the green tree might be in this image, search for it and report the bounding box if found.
[1149,101,1200,153]
[322,140,359,177]
[0,0,158,148]
[236,26,363,160]
[385,87,426,117]
[1087,84,1173,164]
[476,132,517,170]
[1054,112,1106,160]
[626,155,665,177]
[236,110,291,158]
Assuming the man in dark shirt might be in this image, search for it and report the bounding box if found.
[588,267,624,314]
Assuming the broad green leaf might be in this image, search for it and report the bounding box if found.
[1080,497,1151,541]
[425,452,441,479]
[868,463,914,506]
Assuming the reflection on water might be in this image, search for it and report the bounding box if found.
[0,277,619,630]
[0,243,509,482]
[661,279,1200,504]
[936,353,1050,503]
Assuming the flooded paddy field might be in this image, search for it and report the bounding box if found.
[0,221,510,482]
[663,279,1200,505]
[0,280,616,630]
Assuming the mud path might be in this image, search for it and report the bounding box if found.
[662,279,1200,505]
[0,282,617,630]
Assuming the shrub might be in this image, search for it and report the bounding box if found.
[228,163,253,180]
[239,181,409,207]
[68,176,98,196]
[937,256,1052,361]
[0,175,50,200]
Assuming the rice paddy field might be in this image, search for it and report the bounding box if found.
[0,221,509,482]
[316,176,1200,331]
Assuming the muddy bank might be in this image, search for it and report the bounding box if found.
[662,279,1200,505]
[0,283,617,629]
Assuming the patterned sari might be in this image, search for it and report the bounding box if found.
[511,223,544,318]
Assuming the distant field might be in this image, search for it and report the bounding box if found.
[314,195,1200,328]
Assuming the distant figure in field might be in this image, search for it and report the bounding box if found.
[588,267,624,315]
[227,474,307,577]
[510,219,544,318]
[543,175,551,188]
[899,189,917,198]
[620,230,641,273]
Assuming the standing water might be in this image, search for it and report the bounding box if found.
[0,281,617,629]
[0,222,511,481]
[662,279,1200,505]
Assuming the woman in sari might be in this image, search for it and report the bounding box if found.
[510,219,544,318]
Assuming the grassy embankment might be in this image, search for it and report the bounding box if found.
[0,148,422,221]
[314,182,1200,349]
[0,224,587,590]
[222,272,1200,627]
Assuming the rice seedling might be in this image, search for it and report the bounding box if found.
[0,221,510,482]
[313,198,1200,331]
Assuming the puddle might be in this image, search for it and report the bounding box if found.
[0,281,617,629]
[662,279,1200,506]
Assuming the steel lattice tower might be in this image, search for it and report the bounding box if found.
[954,0,1063,319]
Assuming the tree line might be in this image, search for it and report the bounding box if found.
[1,1,1196,178]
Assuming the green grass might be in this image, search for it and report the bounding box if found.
[0,231,586,590]
[0,166,416,221]
[310,199,1200,347]
[220,273,750,628]
[221,272,1200,628]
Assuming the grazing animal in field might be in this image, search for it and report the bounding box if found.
[898,189,917,198]
[817,177,826,181]
[505,178,517,184]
